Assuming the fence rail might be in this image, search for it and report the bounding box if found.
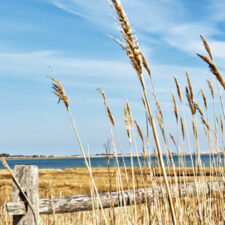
[6,165,225,224]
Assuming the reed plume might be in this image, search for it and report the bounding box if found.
[180,117,185,140]
[200,34,213,60]
[200,89,207,110]
[97,88,115,126]
[134,120,146,155]
[154,92,164,121]
[186,87,196,115]
[201,116,210,131]
[109,1,177,223]
[174,75,182,103]
[169,133,176,147]
[124,100,133,141]
[134,120,144,142]
[195,104,204,117]
[197,35,225,89]
[109,0,143,83]
[172,93,178,122]
[207,79,214,98]
[186,70,194,101]
[49,76,69,110]
[49,77,108,224]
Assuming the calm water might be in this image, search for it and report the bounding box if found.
[0,154,224,170]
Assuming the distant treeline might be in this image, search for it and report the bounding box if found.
[0,153,46,158]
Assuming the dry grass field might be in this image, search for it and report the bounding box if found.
[0,167,224,224]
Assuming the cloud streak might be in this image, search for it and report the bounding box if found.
[49,0,225,59]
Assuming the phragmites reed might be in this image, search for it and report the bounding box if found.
[216,115,219,125]
[134,120,143,142]
[141,52,151,77]
[220,114,224,135]
[200,89,207,110]
[109,0,143,81]
[174,75,182,103]
[195,101,209,131]
[180,117,185,140]
[195,104,204,117]
[97,88,115,126]
[172,93,178,122]
[201,115,210,131]
[124,100,133,141]
[197,35,225,89]
[134,120,146,155]
[109,1,177,224]
[154,92,164,120]
[186,87,196,115]
[49,76,69,110]
[186,70,193,101]
[169,133,176,147]
[207,79,214,98]
[49,81,109,224]
[200,34,213,60]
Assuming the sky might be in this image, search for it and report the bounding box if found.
[0,0,225,156]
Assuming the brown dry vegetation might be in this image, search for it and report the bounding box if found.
[0,167,224,224]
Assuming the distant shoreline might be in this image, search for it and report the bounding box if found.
[3,152,223,160]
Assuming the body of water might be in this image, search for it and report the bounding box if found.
[0,154,224,170]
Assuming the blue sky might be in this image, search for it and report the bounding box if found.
[0,0,225,156]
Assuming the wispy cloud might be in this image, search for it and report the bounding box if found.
[49,0,114,29]
[0,50,135,78]
[49,0,225,59]
[0,19,38,33]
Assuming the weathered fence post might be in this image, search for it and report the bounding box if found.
[12,165,39,225]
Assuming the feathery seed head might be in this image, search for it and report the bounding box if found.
[97,88,115,126]
[197,52,225,90]
[201,116,210,131]
[180,117,185,140]
[220,114,224,135]
[110,0,144,80]
[172,93,178,122]
[186,87,196,115]
[174,75,182,103]
[134,120,144,142]
[124,100,133,140]
[200,34,213,60]
[200,89,207,110]
[186,70,193,101]
[49,76,69,109]
[169,133,176,147]
[197,34,225,89]
[154,92,164,121]
[195,104,204,117]
[207,80,214,98]
[97,88,106,101]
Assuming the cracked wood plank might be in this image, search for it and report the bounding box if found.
[7,180,224,215]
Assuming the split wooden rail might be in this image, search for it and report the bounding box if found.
[6,165,225,225]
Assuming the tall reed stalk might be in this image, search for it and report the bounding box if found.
[48,76,108,225]
[108,0,177,223]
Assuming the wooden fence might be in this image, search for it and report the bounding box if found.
[6,165,225,225]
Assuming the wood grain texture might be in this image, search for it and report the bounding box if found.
[12,165,39,225]
[7,179,224,215]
